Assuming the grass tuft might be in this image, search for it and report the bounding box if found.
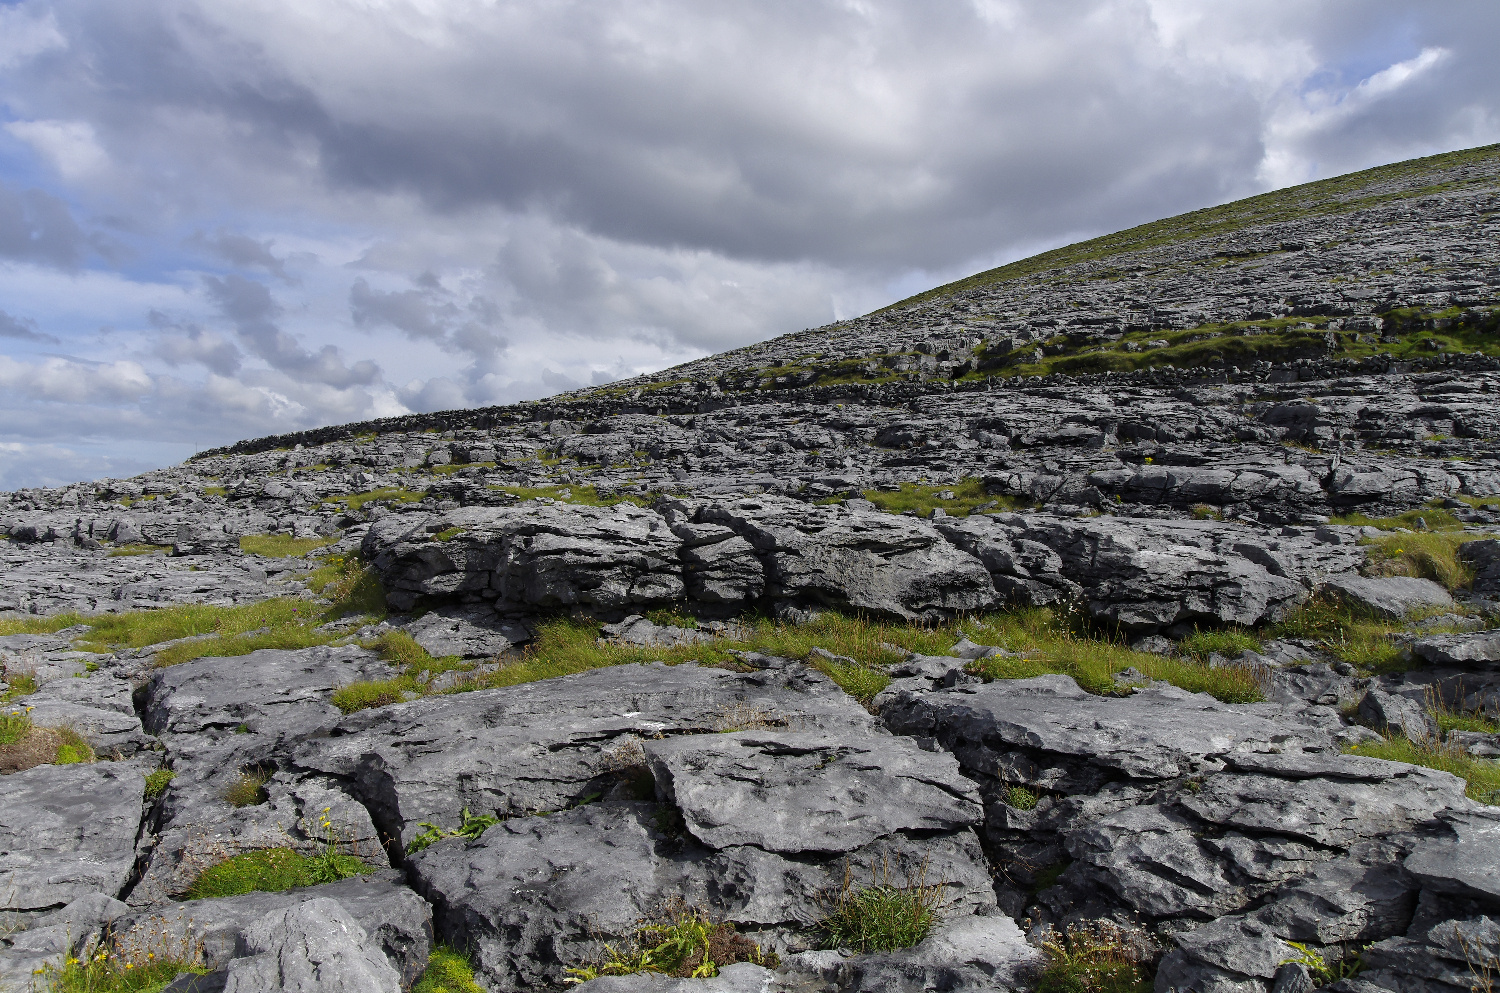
[414,946,485,993]
[567,902,775,983]
[0,708,94,773]
[0,612,86,637]
[861,478,1023,518]
[239,533,338,558]
[1179,627,1259,662]
[1346,735,1500,805]
[143,768,176,801]
[1004,785,1039,811]
[1362,530,1486,590]
[223,766,270,807]
[817,860,944,953]
[1037,921,1154,993]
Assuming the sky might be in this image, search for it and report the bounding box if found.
[1,1,1498,490]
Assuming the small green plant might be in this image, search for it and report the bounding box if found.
[1037,920,1153,993]
[0,706,32,745]
[2,670,37,701]
[405,807,503,853]
[54,729,93,765]
[223,766,271,807]
[144,768,176,801]
[37,925,208,992]
[1004,785,1039,811]
[818,860,944,953]
[1279,940,1366,983]
[304,806,372,885]
[414,945,485,993]
[566,902,774,983]
[239,533,338,558]
[431,527,465,542]
[1179,627,1259,662]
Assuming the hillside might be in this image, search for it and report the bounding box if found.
[2,146,1500,993]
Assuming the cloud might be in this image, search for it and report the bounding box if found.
[0,309,58,344]
[2,0,1500,489]
[0,182,89,268]
[5,120,108,179]
[0,354,153,404]
[191,230,295,283]
[203,274,380,388]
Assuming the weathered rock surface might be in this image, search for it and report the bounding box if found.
[6,146,1500,993]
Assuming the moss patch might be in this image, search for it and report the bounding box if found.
[184,845,372,900]
[414,946,485,993]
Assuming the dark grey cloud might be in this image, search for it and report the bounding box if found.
[0,181,87,267]
[0,309,57,343]
[191,229,294,282]
[204,274,379,388]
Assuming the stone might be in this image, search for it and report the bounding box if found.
[644,730,982,854]
[401,603,529,658]
[837,912,1044,993]
[293,661,875,851]
[1321,575,1454,620]
[572,963,776,993]
[0,759,146,912]
[111,874,432,986]
[1461,539,1500,594]
[1413,631,1500,667]
[220,897,403,993]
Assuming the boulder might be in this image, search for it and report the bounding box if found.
[401,603,529,659]
[0,760,146,911]
[220,897,403,993]
[1321,575,1454,620]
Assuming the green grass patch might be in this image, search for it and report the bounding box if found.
[37,949,207,993]
[861,479,1024,517]
[1331,503,1465,531]
[239,533,339,557]
[224,766,270,807]
[144,768,176,801]
[431,527,464,542]
[307,553,388,617]
[1003,786,1039,811]
[323,486,428,511]
[1362,530,1490,590]
[962,609,1265,703]
[332,675,421,714]
[1037,921,1153,993]
[0,612,86,636]
[1346,736,1500,805]
[184,845,372,900]
[1270,596,1411,672]
[1179,627,1260,662]
[414,946,485,993]
[106,543,172,557]
[492,483,650,508]
[2,670,38,701]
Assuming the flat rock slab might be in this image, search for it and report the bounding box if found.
[401,603,529,659]
[837,913,1044,993]
[0,759,146,911]
[1322,574,1454,620]
[219,897,403,993]
[881,674,1335,788]
[409,801,995,992]
[1404,810,1500,904]
[113,873,431,988]
[645,730,981,854]
[572,962,775,993]
[293,661,875,850]
[1413,630,1500,666]
[144,644,396,738]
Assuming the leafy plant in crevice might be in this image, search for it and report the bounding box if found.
[1278,940,1367,984]
[1036,920,1155,993]
[414,945,486,993]
[817,859,945,953]
[566,901,776,983]
[143,768,176,801]
[405,807,503,854]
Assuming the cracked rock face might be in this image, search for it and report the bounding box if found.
[6,147,1500,991]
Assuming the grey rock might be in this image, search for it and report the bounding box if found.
[1357,686,1440,740]
[839,913,1044,993]
[0,759,146,912]
[112,873,432,986]
[882,674,1335,787]
[1413,631,1500,667]
[1405,811,1500,905]
[572,962,776,993]
[1321,575,1454,620]
[0,893,130,989]
[402,603,529,658]
[220,897,403,993]
[602,614,711,648]
[408,802,995,992]
[644,730,982,854]
[293,661,875,850]
[1461,539,1500,594]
